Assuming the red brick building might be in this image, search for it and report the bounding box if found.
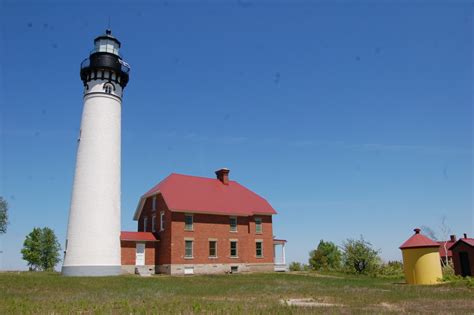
[121,169,287,275]
[449,234,473,277]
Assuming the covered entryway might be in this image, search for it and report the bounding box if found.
[273,239,287,272]
[120,231,159,275]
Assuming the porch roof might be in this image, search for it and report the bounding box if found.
[120,231,159,242]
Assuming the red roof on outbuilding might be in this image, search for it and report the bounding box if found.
[120,231,158,242]
[400,228,440,249]
[136,173,277,218]
[449,238,474,250]
[437,241,455,258]
[463,238,474,247]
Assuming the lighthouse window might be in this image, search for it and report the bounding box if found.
[103,83,114,94]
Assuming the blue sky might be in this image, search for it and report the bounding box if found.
[0,0,472,270]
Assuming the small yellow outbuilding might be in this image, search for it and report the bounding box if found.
[400,228,442,285]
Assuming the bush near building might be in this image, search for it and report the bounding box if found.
[289,261,303,271]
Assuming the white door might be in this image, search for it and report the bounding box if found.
[136,243,145,266]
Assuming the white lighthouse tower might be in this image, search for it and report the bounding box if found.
[62,30,130,276]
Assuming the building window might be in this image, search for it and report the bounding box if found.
[152,196,156,211]
[184,214,193,231]
[229,216,237,232]
[143,216,148,232]
[230,241,238,257]
[151,214,156,233]
[256,241,263,258]
[255,218,262,234]
[209,241,217,258]
[160,211,165,231]
[185,240,193,258]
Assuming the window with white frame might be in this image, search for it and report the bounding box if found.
[255,217,262,234]
[229,216,237,232]
[160,211,165,231]
[230,241,238,257]
[256,241,263,258]
[185,240,193,258]
[151,214,156,232]
[152,195,157,211]
[184,214,193,231]
[143,216,148,232]
[209,241,217,258]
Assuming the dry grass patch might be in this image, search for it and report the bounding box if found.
[281,297,344,308]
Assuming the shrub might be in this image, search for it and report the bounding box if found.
[289,262,303,271]
[442,260,455,278]
[377,260,404,278]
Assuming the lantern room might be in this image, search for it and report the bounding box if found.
[93,29,120,56]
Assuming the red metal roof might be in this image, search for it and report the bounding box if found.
[399,228,440,249]
[463,238,474,247]
[140,173,277,216]
[449,238,474,250]
[120,231,158,242]
[437,241,455,258]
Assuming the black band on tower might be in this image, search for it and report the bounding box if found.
[80,30,130,88]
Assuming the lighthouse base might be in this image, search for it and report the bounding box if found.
[61,265,121,277]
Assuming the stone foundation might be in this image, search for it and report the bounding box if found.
[121,265,155,275]
[122,263,275,275]
[158,263,274,275]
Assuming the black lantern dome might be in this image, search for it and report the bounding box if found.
[80,29,130,88]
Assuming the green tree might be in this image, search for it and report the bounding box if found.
[342,236,380,274]
[21,227,61,271]
[0,197,8,234]
[309,240,342,271]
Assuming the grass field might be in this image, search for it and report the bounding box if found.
[1,271,473,314]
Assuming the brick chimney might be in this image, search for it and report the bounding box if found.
[450,235,457,242]
[215,168,230,185]
[464,233,468,239]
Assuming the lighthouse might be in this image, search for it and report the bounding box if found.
[62,30,130,276]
